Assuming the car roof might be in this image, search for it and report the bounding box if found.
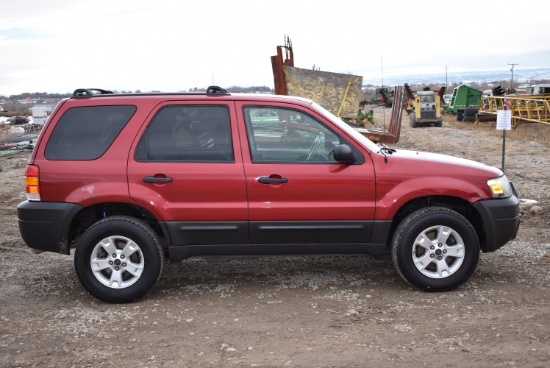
[69,85,315,106]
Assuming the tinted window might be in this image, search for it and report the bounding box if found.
[243,106,351,163]
[45,106,136,160]
[135,105,233,162]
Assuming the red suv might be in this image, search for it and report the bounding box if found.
[17,86,520,303]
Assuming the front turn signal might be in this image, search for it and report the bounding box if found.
[487,175,512,198]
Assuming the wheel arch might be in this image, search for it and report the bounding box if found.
[67,203,170,251]
[387,195,485,251]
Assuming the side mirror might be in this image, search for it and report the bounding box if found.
[333,144,355,164]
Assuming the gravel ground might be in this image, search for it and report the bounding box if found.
[0,113,549,368]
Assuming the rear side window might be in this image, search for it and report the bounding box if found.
[135,105,233,162]
[45,106,136,160]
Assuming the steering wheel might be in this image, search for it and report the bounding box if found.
[305,133,324,161]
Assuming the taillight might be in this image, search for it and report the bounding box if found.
[25,165,41,201]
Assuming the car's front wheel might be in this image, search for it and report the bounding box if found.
[391,207,480,292]
[74,216,164,303]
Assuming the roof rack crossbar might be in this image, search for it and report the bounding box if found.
[73,88,114,98]
[206,86,229,95]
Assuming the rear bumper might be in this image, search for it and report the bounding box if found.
[473,195,520,252]
[17,201,82,254]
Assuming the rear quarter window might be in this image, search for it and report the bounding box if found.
[45,105,136,160]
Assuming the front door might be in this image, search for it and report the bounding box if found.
[235,102,376,247]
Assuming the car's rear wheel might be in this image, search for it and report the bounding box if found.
[391,207,479,292]
[74,216,164,303]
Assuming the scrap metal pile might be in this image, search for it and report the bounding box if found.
[271,35,404,143]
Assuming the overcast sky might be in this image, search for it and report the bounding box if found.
[1,0,549,96]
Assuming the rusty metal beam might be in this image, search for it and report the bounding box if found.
[356,86,404,144]
[271,36,294,96]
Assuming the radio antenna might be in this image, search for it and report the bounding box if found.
[381,57,387,141]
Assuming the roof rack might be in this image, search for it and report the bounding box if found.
[71,86,229,98]
[72,88,114,98]
[206,86,229,95]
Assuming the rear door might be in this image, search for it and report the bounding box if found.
[235,101,376,248]
[127,101,248,246]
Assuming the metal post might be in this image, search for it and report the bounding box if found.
[501,99,510,172]
[502,128,506,172]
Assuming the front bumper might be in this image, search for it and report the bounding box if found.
[473,194,520,252]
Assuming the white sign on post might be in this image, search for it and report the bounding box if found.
[496,110,512,130]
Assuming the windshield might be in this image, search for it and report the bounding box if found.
[420,94,435,103]
[310,101,381,153]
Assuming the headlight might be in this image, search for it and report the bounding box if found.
[487,175,513,198]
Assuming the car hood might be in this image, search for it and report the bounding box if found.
[387,149,502,177]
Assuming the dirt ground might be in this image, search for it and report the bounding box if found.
[0,113,549,368]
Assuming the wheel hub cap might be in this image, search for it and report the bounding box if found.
[90,235,145,289]
[412,225,466,279]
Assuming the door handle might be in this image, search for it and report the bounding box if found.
[143,176,173,183]
[258,177,288,184]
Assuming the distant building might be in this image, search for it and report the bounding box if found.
[516,84,550,94]
[31,104,56,125]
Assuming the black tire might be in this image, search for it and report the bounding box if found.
[462,108,478,123]
[74,216,165,303]
[435,120,443,127]
[409,114,419,128]
[456,108,464,122]
[391,207,479,292]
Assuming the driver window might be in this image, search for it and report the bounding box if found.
[243,106,340,163]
